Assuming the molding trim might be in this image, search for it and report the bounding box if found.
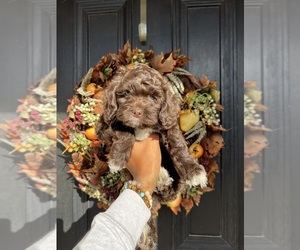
[26,0,56,85]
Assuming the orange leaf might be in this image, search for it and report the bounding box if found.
[90,140,101,147]
[67,163,77,170]
[18,163,30,170]
[170,205,181,215]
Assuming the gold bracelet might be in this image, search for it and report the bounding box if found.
[121,180,152,209]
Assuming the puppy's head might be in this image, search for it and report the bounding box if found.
[103,64,180,129]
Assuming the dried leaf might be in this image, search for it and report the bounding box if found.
[244,131,268,158]
[206,159,219,175]
[201,186,214,193]
[143,49,155,60]
[208,80,218,89]
[215,104,224,111]
[90,140,101,147]
[71,152,84,169]
[244,124,272,132]
[169,205,181,215]
[244,171,255,191]
[93,102,103,115]
[67,168,81,178]
[210,124,226,132]
[175,54,191,67]
[91,54,113,83]
[201,132,224,158]
[18,163,31,170]
[151,196,162,217]
[82,154,108,185]
[24,153,44,170]
[244,80,257,88]
[199,75,209,87]
[150,53,174,74]
[164,49,179,60]
[181,198,194,215]
[0,124,8,130]
[97,200,109,210]
[119,41,132,64]
[255,104,268,112]
[192,194,201,206]
[207,172,216,188]
[244,158,260,174]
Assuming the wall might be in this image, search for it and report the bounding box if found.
[0,0,56,249]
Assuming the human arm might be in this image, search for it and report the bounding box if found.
[73,134,161,250]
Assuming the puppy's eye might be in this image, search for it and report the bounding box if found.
[116,91,130,98]
[150,94,157,100]
[124,91,131,97]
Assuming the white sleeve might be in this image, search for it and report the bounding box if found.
[25,227,56,250]
[73,189,151,250]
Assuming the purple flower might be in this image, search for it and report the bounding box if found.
[75,110,82,122]
[30,110,41,122]
[20,121,31,129]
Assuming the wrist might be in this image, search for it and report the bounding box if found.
[121,180,153,209]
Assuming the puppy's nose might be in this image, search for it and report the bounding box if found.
[132,109,143,118]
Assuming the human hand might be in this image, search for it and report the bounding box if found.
[126,134,161,194]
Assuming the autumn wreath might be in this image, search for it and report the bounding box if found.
[244,81,271,191]
[0,69,57,197]
[59,42,225,215]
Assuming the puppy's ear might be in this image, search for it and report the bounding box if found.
[159,79,180,129]
[102,85,117,125]
[102,66,126,125]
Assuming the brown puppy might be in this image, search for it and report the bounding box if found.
[97,64,207,191]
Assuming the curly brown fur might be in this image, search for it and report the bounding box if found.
[97,63,207,186]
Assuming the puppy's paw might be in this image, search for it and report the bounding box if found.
[185,164,207,188]
[108,160,124,173]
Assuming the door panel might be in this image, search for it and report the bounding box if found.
[75,0,128,78]
[159,1,244,249]
[244,0,291,249]
[57,0,244,249]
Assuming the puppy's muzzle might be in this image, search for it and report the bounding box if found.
[132,108,143,118]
